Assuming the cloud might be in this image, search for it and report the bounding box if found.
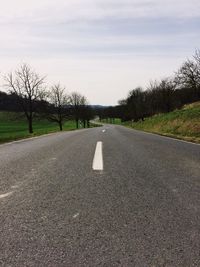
[0,0,199,104]
[1,0,200,22]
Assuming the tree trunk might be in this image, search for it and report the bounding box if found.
[76,119,79,129]
[28,98,33,134]
[59,121,63,131]
[83,120,86,128]
[87,120,90,128]
[28,117,33,134]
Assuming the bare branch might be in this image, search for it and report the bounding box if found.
[4,63,46,133]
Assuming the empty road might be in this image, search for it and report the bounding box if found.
[0,125,200,266]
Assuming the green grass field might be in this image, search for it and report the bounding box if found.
[0,112,80,144]
[103,102,200,143]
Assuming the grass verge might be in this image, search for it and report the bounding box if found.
[103,102,200,144]
[0,112,94,144]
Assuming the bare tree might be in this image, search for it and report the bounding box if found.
[48,84,69,131]
[4,63,45,133]
[69,92,88,128]
[194,49,200,66]
[175,60,199,88]
[79,105,94,128]
[175,58,200,100]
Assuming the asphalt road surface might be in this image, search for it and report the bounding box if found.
[0,125,200,267]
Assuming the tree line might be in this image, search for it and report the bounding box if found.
[97,49,200,122]
[1,63,95,133]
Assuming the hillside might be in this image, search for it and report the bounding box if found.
[124,102,200,143]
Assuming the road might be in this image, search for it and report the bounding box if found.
[0,124,200,267]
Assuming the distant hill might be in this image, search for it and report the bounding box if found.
[90,105,108,109]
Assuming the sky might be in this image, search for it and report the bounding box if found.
[0,0,199,105]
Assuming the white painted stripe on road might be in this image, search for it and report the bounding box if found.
[73,213,80,219]
[102,129,106,133]
[0,192,13,199]
[11,185,19,189]
[92,141,103,171]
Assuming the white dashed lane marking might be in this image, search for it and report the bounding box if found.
[0,192,13,199]
[92,141,103,171]
[73,213,80,219]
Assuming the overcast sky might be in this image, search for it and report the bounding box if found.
[0,0,199,105]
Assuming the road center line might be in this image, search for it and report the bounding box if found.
[92,141,103,171]
[102,129,106,133]
[73,213,80,219]
[0,192,13,199]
